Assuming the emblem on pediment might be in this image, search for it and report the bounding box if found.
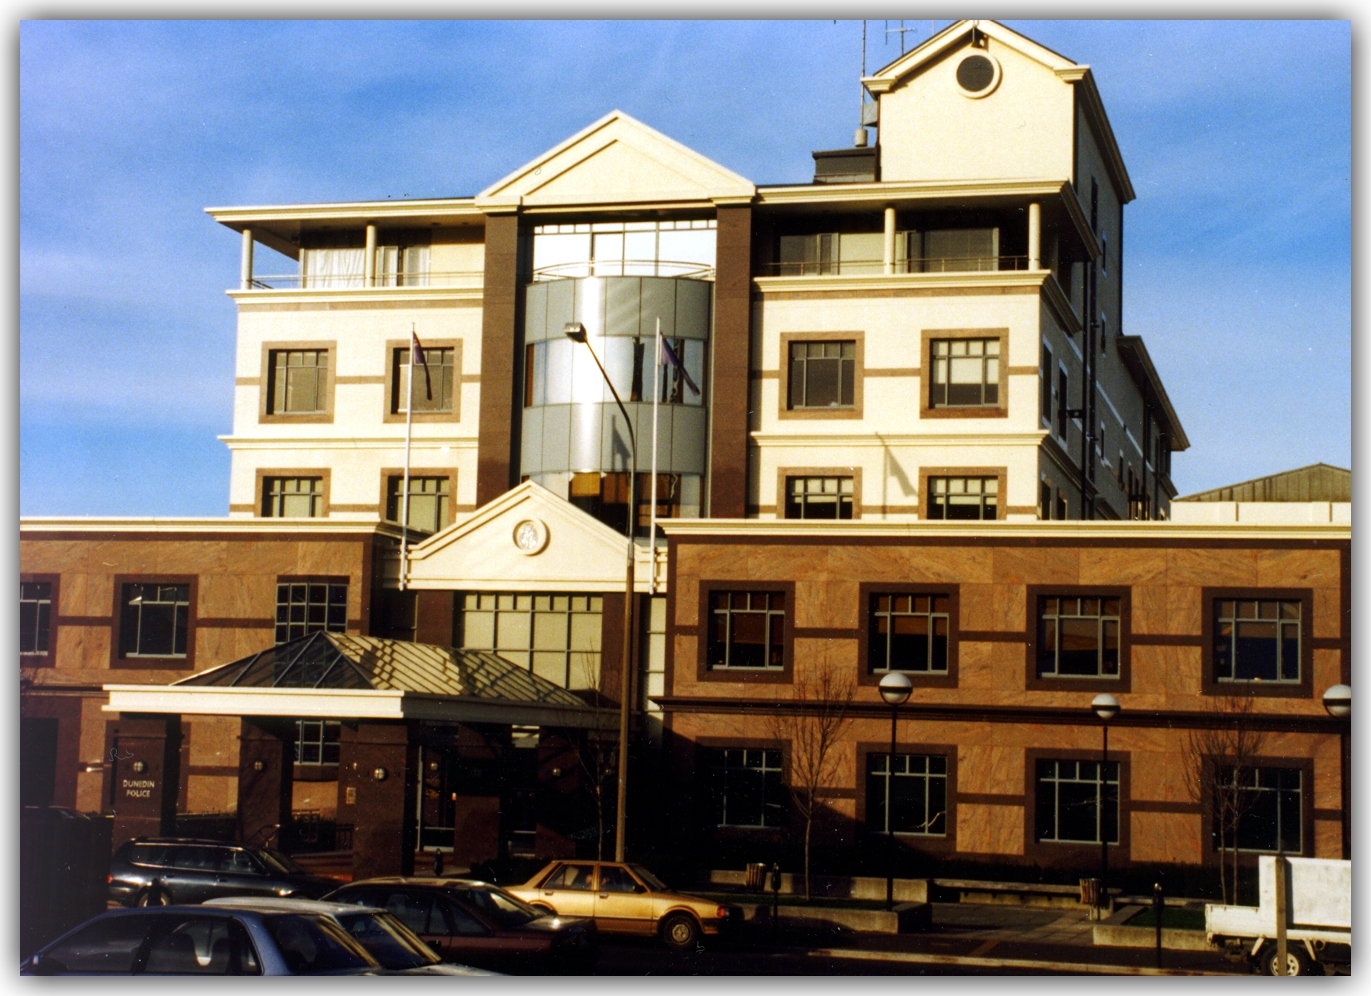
[513,518,549,555]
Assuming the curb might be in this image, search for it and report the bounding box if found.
[800,946,1241,976]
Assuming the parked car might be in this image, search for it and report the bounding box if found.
[324,876,598,973]
[108,838,339,907]
[204,897,495,975]
[506,860,742,950]
[21,905,383,975]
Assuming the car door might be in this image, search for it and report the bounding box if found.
[213,848,274,898]
[594,864,655,935]
[161,846,223,903]
[532,863,598,919]
[375,890,450,956]
[429,896,502,968]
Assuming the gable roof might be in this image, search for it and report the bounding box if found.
[1177,464,1351,503]
[475,109,755,212]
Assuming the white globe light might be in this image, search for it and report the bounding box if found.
[1091,693,1120,722]
[879,671,913,706]
[1323,684,1351,719]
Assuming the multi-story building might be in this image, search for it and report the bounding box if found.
[21,21,1348,886]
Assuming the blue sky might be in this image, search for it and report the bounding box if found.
[18,18,1351,515]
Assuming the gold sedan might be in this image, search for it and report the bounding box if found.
[507,861,741,950]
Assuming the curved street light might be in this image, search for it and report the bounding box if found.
[879,672,913,910]
[1091,693,1120,914]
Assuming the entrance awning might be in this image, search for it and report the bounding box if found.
[103,632,608,729]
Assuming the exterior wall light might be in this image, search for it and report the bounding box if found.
[131,760,147,774]
[372,767,388,782]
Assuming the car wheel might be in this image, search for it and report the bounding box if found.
[660,913,700,951]
[1260,945,1311,976]
[137,887,171,907]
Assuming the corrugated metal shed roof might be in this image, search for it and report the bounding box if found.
[1176,463,1351,503]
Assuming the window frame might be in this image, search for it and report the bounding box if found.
[110,575,198,670]
[1024,585,1132,692]
[383,338,461,424]
[20,573,59,667]
[858,744,954,841]
[694,738,789,834]
[920,328,1009,419]
[379,469,458,533]
[274,577,350,645]
[1201,588,1313,699]
[255,469,331,519]
[917,467,1006,522]
[857,583,959,689]
[258,341,336,424]
[779,470,858,520]
[695,581,795,685]
[777,331,864,421]
[1024,747,1130,864]
[1203,757,1313,860]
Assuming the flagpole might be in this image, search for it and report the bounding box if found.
[650,318,661,595]
[400,323,414,591]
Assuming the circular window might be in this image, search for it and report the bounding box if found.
[955,53,1001,98]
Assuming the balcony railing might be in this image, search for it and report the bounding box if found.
[760,255,1030,277]
[532,259,715,281]
[244,271,485,290]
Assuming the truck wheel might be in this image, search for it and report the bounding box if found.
[1260,946,1311,976]
[661,913,700,951]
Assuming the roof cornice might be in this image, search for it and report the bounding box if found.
[1116,336,1190,450]
[660,520,1346,541]
[20,517,407,538]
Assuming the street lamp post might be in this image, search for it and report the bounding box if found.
[564,321,636,863]
[1091,693,1120,916]
[879,672,913,911]
[1322,684,1351,859]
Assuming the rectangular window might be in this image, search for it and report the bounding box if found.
[930,339,999,407]
[1040,346,1053,425]
[1056,367,1069,439]
[707,591,786,670]
[275,582,347,644]
[1055,491,1068,520]
[394,347,454,413]
[268,349,328,414]
[1040,482,1052,521]
[20,582,52,656]
[1217,766,1302,853]
[784,476,853,520]
[866,754,947,835]
[459,593,603,689]
[705,747,786,828]
[376,245,431,287]
[868,594,949,673]
[386,476,450,533]
[262,477,323,518]
[788,341,855,409]
[300,248,364,289]
[917,228,999,272]
[1038,596,1120,678]
[295,719,341,765]
[119,583,190,658]
[927,476,997,520]
[1213,599,1302,683]
[1036,758,1119,844]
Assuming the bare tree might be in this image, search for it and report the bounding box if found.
[768,664,856,901]
[1183,690,1267,904]
[569,651,618,860]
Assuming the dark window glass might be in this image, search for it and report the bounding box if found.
[1040,347,1053,424]
[1213,599,1301,683]
[868,594,950,673]
[269,349,328,414]
[336,912,441,967]
[379,892,438,936]
[275,582,347,644]
[260,914,373,974]
[386,476,450,533]
[221,850,264,875]
[707,591,786,670]
[169,846,219,871]
[38,914,152,973]
[1037,596,1121,678]
[930,339,999,407]
[1036,758,1119,844]
[1217,767,1302,853]
[705,747,786,828]
[1056,369,1069,438]
[141,915,236,974]
[788,341,855,409]
[866,754,948,835]
[20,581,52,655]
[128,844,171,867]
[119,583,190,658]
[294,719,340,765]
[598,866,645,894]
[544,864,596,891]
[927,476,997,520]
[784,476,853,520]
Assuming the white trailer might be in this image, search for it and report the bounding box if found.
[1205,855,1350,975]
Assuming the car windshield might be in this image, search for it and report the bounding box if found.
[335,912,440,970]
[629,864,668,891]
[448,886,540,929]
[258,849,305,875]
[260,914,376,974]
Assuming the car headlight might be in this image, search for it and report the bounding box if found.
[278,888,296,897]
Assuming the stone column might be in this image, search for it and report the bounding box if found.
[364,223,377,287]
[236,719,297,848]
[883,206,897,274]
[339,722,418,880]
[240,229,254,290]
[708,203,753,519]
[1028,202,1041,270]
[476,211,523,506]
[107,715,181,849]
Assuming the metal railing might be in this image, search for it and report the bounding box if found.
[244,271,485,291]
[761,255,1030,277]
[531,259,715,281]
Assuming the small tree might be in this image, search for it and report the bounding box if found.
[768,663,856,901]
[569,651,618,860]
[1183,690,1266,904]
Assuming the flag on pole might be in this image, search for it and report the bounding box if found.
[411,329,432,402]
[659,336,700,396]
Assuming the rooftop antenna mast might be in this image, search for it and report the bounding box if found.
[855,20,869,147]
[885,19,917,55]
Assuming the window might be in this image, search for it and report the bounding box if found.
[376,245,430,287]
[386,476,450,533]
[1213,599,1301,683]
[20,581,51,655]
[868,594,949,673]
[1056,367,1069,439]
[1055,491,1068,520]
[393,346,454,414]
[1040,482,1052,521]
[268,349,328,414]
[459,593,603,689]
[930,338,999,407]
[523,337,704,408]
[543,863,596,891]
[1037,758,1118,844]
[1101,231,1107,276]
[705,747,786,828]
[598,866,644,894]
[1040,346,1053,425]
[707,591,786,670]
[788,341,855,409]
[1099,312,1107,354]
[295,720,340,765]
[1217,766,1302,853]
[262,477,324,518]
[119,583,189,658]
[301,248,364,289]
[531,219,716,280]
[1037,596,1120,678]
[784,476,853,520]
[866,754,947,835]
[275,582,347,644]
[927,476,997,520]
[916,228,1000,272]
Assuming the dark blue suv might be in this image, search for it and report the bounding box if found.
[108,838,338,907]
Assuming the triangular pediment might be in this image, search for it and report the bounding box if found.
[863,19,1080,94]
[405,481,638,591]
[476,110,755,210]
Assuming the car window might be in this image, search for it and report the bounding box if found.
[222,850,264,875]
[383,892,437,935]
[544,863,596,891]
[128,844,170,868]
[629,864,669,891]
[439,898,490,936]
[599,866,645,894]
[332,888,382,908]
[141,916,234,975]
[335,912,439,970]
[447,886,538,929]
[37,914,151,973]
[169,846,219,871]
[260,914,375,974]
[259,849,305,875]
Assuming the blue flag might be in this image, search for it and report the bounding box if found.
[660,336,700,396]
